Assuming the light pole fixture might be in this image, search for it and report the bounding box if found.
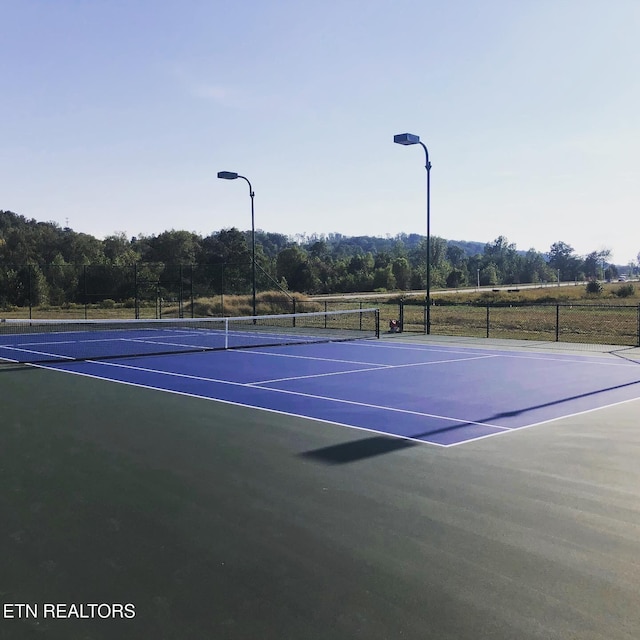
[393,133,432,334]
[217,171,257,317]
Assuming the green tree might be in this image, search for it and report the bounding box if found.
[372,265,396,291]
[104,233,140,266]
[481,263,499,286]
[548,241,583,281]
[521,249,550,283]
[446,269,466,288]
[144,230,202,264]
[483,236,521,284]
[446,244,467,270]
[391,257,411,290]
[46,254,78,305]
[583,249,611,280]
[276,246,320,293]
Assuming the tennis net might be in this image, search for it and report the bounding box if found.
[0,308,380,364]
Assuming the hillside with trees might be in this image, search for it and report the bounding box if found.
[0,209,636,309]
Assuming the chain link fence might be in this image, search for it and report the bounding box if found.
[316,297,640,347]
[3,264,639,346]
[0,262,297,319]
[399,300,640,347]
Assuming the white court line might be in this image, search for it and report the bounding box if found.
[249,365,392,385]
[123,337,222,349]
[249,354,498,385]
[234,349,393,366]
[445,394,640,447]
[14,355,639,448]
[353,340,640,368]
[0,344,75,360]
[29,363,450,447]
[78,359,509,430]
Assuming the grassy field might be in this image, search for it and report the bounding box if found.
[321,282,640,346]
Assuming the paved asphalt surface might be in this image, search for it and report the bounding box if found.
[1,338,640,639]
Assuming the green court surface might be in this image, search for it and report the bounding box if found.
[2,337,640,639]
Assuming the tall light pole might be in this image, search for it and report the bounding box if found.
[217,171,256,317]
[394,133,432,334]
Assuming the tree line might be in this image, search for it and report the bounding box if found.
[0,209,633,308]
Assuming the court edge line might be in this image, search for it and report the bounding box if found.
[27,363,451,448]
[4,336,636,368]
[444,393,640,447]
[14,355,620,449]
[360,340,640,368]
[84,359,509,429]
[248,354,498,385]
[233,349,399,366]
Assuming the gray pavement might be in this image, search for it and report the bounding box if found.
[1,340,640,639]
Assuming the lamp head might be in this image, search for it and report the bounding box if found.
[393,133,420,146]
[217,171,239,180]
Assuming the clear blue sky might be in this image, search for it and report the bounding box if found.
[2,0,639,265]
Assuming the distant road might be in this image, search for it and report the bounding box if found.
[308,281,581,301]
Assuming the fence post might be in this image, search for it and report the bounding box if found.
[221,263,225,317]
[190,264,195,318]
[28,264,33,320]
[179,264,184,318]
[83,265,88,320]
[134,263,139,320]
[486,305,490,338]
[399,299,404,332]
[637,303,640,347]
[555,304,560,342]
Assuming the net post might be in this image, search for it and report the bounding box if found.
[224,317,229,349]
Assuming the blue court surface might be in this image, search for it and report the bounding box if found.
[7,330,640,447]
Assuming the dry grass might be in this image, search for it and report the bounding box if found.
[0,292,321,321]
[173,291,320,318]
[428,281,640,305]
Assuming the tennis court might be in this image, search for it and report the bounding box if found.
[2,311,639,447]
[2,311,640,639]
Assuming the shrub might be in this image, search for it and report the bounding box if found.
[615,283,635,298]
[585,280,602,295]
[100,299,116,309]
